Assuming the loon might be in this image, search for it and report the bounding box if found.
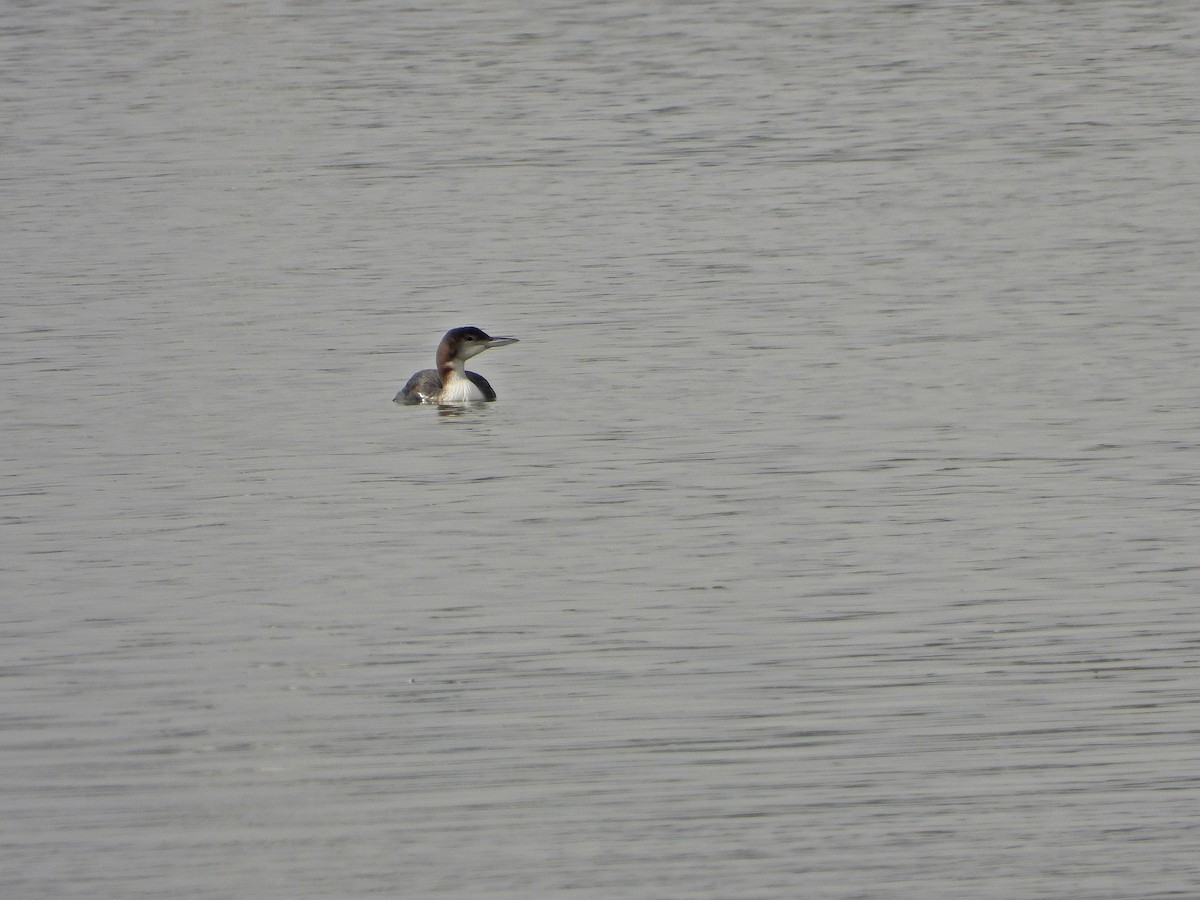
[394,326,518,405]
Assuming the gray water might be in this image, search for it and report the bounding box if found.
[4,1,1199,897]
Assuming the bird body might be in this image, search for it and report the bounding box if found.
[395,326,518,405]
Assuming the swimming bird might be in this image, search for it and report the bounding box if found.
[394,326,518,405]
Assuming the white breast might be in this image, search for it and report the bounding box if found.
[439,373,486,403]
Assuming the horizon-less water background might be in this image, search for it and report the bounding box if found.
[4,1,1199,897]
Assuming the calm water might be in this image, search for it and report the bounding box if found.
[4,1,1199,897]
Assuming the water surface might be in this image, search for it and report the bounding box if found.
[3,1,1199,897]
